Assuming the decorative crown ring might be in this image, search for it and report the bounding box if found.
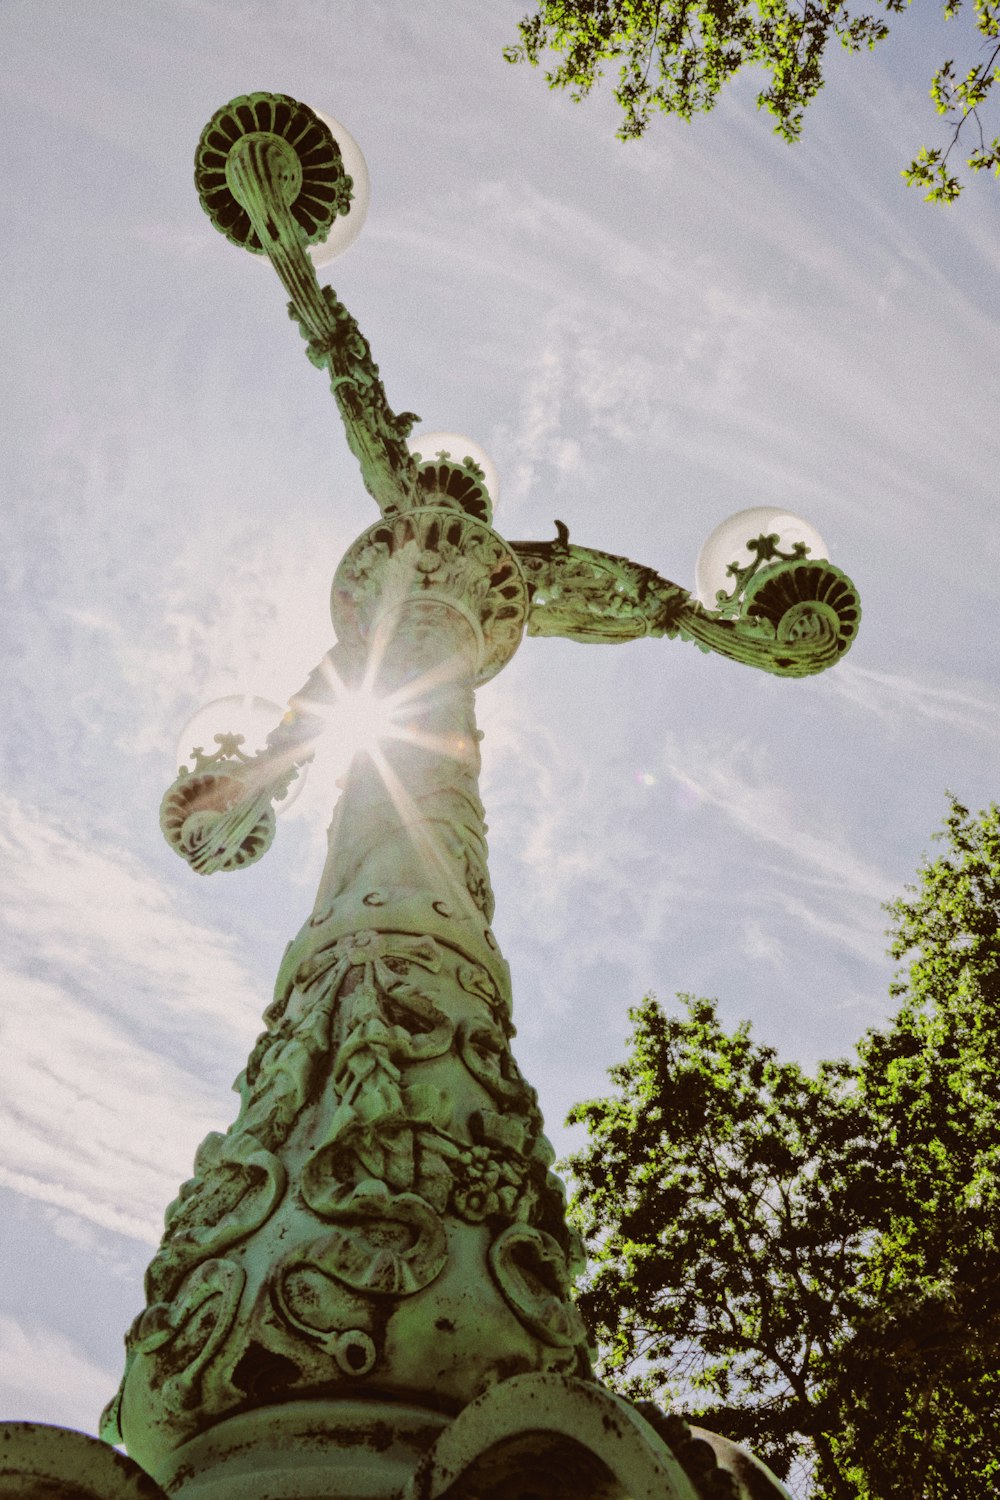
[194,92,351,252]
[713,532,811,617]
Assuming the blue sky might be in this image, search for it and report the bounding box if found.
[1,0,998,1445]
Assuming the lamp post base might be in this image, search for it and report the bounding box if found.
[0,1421,166,1500]
[135,1381,707,1500]
[152,1400,449,1500]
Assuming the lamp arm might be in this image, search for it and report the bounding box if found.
[159,643,360,877]
[159,734,310,877]
[196,96,421,520]
[511,528,688,644]
[287,286,423,520]
[512,527,860,678]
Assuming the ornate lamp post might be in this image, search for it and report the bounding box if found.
[1,94,859,1500]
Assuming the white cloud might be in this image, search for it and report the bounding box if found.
[477,694,894,1065]
[0,1314,114,1433]
[0,794,267,1240]
[0,969,222,1243]
[0,794,262,1041]
[742,919,787,968]
[106,516,352,765]
[774,893,885,966]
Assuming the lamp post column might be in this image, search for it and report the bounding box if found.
[107,513,591,1498]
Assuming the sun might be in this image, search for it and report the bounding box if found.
[332,685,404,765]
[293,651,418,786]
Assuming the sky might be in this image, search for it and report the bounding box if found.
[1,0,998,1455]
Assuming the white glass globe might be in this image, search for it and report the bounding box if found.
[695,507,828,610]
[175,694,307,813]
[308,110,370,265]
[407,431,500,507]
[248,108,370,266]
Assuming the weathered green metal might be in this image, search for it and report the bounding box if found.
[111,586,609,1495]
[0,1421,167,1499]
[512,522,860,674]
[192,89,860,684]
[100,91,813,1498]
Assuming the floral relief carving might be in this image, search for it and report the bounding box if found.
[233,979,340,1151]
[299,931,459,1206]
[107,910,589,1455]
[116,920,582,1460]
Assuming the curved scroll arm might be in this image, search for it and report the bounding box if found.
[159,732,311,877]
[194,93,420,520]
[511,523,861,678]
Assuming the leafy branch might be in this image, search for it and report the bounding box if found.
[904,3,1000,200]
[506,0,1000,200]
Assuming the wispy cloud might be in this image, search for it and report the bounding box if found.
[0,1314,114,1432]
[478,691,893,1070]
[0,794,262,1041]
[658,736,893,907]
[0,794,267,1240]
[818,662,1000,743]
[0,968,219,1242]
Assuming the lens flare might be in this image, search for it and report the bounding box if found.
[333,686,403,764]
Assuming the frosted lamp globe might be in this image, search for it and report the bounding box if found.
[175,694,307,813]
[695,507,828,609]
[408,431,500,507]
[308,111,370,265]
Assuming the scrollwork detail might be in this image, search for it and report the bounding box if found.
[488,1225,587,1351]
[145,1133,286,1307]
[107,1255,247,1439]
[457,1016,535,1109]
[281,1180,448,1300]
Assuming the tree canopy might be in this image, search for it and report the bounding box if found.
[564,797,1000,1496]
[505,0,1000,201]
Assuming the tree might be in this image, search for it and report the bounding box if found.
[564,797,1000,1496]
[829,796,1000,1495]
[504,0,1000,202]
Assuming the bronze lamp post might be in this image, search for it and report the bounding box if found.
[0,93,859,1500]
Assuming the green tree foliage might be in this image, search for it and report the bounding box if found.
[831,796,1000,1494]
[504,0,1000,201]
[565,797,1000,1496]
